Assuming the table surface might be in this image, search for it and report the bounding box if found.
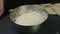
[0,15,60,34]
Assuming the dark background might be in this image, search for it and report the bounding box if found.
[0,0,60,34]
[4,0,60,15]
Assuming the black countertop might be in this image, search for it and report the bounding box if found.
[0,15,60,34]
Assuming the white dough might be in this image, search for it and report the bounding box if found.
[15,11,48,26]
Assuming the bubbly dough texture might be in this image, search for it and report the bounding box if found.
[15,11,48,26]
